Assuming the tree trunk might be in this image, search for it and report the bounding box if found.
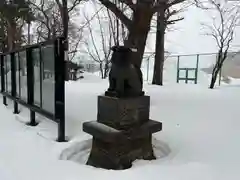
[210,52,225,89]
[152,8,165,85]
[100,63,104,79]
[209,68,219,89]
[7,20,16,51]
[210,61,222,89]
[124,8,153,68]
[103,63,109,79]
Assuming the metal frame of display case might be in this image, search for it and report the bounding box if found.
[0,37,66,142]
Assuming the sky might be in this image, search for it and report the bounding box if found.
[32,0,240,61]
[77,0,240,56]
[164,4,240,55]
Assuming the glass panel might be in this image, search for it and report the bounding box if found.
[41,45,55,114]
[32,48,41,107]
[15,53,20,97]
[6,55,11,94]
[19,51,27,101]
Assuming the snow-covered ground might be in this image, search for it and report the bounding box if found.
[0,70,240,180]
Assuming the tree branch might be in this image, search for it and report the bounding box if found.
[117,0,135,10]
[98,0,132,29]
[167,0,185,7]
[68,0,82,13]
[153,0,167,13]
[167,17,184,24]
[55,0,62,9]
[201,22,221,48]
[83,12,102,63]
[153,0,186,13]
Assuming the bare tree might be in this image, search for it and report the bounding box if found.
[83,6,120,79]
[97,0,185,68]
[198,0,240,88]
[54,0,84,48]
[0,0,34,51]
[30,0,83,59]
[106,2,128,45]
[152,1,188,85]
[30,0,63,41]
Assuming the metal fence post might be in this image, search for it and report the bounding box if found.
[195,54,199,84]
[0,55,4,94]
[1,56,7,106]
[26,48,37,126]
[11,52,19,114]
[185,69,188,84]
[55,37,66,142]
[176,56,180,83]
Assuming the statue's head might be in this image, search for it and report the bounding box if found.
[110,46,132,66]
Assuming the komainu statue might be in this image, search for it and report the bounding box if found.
[105,46,144,98]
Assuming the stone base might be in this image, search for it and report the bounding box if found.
[86,135,155,170]
[105,90,145,98]
[83,95,162,170]
[83,120,162,170]
[97,95,150,130]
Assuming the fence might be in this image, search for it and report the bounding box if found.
[141,51,240,85]
[79,51,240,86]
[0,37,66,142]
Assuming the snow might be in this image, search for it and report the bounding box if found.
[0,70,240,180]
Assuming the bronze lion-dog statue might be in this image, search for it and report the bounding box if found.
[105,46,144,98]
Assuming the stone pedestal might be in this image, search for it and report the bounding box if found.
[97,95,150,130]
[83,95,162,170]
